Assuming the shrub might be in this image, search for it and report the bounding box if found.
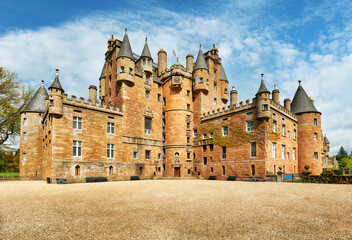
[227,176,237,181]
[131,176,140,180]
[333,170,343,175]
[209,175,216,180]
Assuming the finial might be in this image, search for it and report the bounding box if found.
[232,86,235,91]
[125,28,127,33]
[261,73,264,80]
[41,80,44,85]
[56,69,59,76]
[111,34,114,39]
[274,84,277,90]
[200,44,202,49]
[145,37,147,43]
[177,57,179,62]
[298,80,301,86]
[213,43,215,48]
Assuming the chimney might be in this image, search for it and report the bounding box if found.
[272,84,280,103]
[89,85,97,103]
[230,86,238,106]
[284,98,291,111]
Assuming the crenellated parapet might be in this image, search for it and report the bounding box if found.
[269,99,298,121]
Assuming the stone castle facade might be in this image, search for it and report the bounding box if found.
[20,29,329,182]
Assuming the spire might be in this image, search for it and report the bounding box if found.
[100,62,106,79]
[49,69,64,92]
[291,80,320,114]
[140,37,152,59]
[219,64,228,81]
[324,135,330,144]
[256,73,270,94]
[23,81,48,113]
[117,28,134,60]
[194,45,208,71]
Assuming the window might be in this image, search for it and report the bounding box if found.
[163,97,166,106]
[210,167,213,173]
[282,124,286,137]
[272,143,276,158]
[203,133,207,139]
[214,71,216,79]
[274,165,276,175]
[120,66,124,73]
[143,59,146,65]
[188,169,191,174]
[133,152,137,159]
[287,152,290,160]
[314,133,317,140]
[203,157,207,165]
[187,122,190,129]
[73,141,82,157]
[146,75,150,84]
[109,166,113,175]
[222,126,228,136]
[193,153,195,159]
[73,116,82,130]
[199,78,204,83]
[23,132,27,140]
[23,153,26,160]
[314,118,317,126]
[187,90,190,97]
[214,84,217,91]
[209,132,213,138]
[145,118,151,135]
[158,153,161,160]
[193,129,197,137]
[214,98,217,106]
[23,118,27,126]
[187,137,190,144]
[314,152,318,160]
[222,166,225,176]
[148,59,151,66]
[203,145,207,152]
[250,142,256,158]
[287,131,290,138]
[75,165,80,176]
[140,167,143,174]
[282,145,285,159]
[293,129,297,140]
[251,165,255,176]
[157,94,161,102]
[107,144,114,158]
[293,148,296,161]
[209,144,214,151]
[145,150,151,160]
[50,99,54,106]
[273,120,277,133]
[107,122,115,134]
[129,68,133,74]
[222,146,226,159]
[187,104,190,110]
[263,104,268,111]
[224,88,227,94]
[145,90,150,99]
[247,121,253,132]
[187,153,190,159]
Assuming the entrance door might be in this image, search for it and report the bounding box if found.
[174,167,181,177]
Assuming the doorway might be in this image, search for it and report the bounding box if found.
[174,167,181,177]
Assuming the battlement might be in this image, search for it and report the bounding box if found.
[269,99,297,120]
[63,94,123,115]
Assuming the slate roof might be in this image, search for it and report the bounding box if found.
[117,30,134,60]
[100,62,106,79]
[256,79,270,94]
[324,136,330,144]
[140,38,152,59]
[291,82,320,114]
[194,48,208,71]
[49,71,64,92]
[219,64,228,81]
[23,83,48,113]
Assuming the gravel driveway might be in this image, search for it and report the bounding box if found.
[1,180,351,239]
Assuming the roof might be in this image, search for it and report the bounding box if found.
[49,70,64,92]
[23,83,48,113]
[117,30,134,60]
[219,64,228,81]
[100,62,106,79]
[140,38,152,59]
[324,136,330,144]
[194,48,208,71]
[256,79,270,94]
[170,58,184,68]
[291,82,320,114]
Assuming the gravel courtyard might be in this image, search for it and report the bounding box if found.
[1,180,351,240]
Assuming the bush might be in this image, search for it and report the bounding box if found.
[209,175,217,180]
[333,170,343,175]
[227,176,237,181]
[131,176,140,180]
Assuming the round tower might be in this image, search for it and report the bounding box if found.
[230,86,237,106]
[219,64,229,103]
[116,28,135,87]
[140,37,153,74]
[193,45,209,93]
[158,49,167,76]
[255,74,270,119]
[272,85,280,103]
[186,53,194,73]
[48,69,64,117]
[291,80,322,175]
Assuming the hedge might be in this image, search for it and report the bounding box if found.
[304,170,352,184]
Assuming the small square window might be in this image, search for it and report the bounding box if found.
[145,90,150,99]
[120,67,125,73]
[133,152,137,159]
[247,121,253,132]
[203,133,207,139]
[209,132,213,138]
[222,126,228,136]
[107,122,115,134]
[145,150,151,160]
[263,104,268,111]
[314,152,318,160]
[193,129,197,137]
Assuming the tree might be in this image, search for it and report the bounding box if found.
[0,67,33,145]
[0,149,19,172]
[336,146,348,161]
[350,151,352,157]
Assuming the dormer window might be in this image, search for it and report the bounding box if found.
[120,67,124,73]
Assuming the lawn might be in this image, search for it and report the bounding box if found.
[0,172,19,178]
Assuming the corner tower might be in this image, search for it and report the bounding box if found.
[193,45,209,94]
[291,80,322,175]
[255,74,270,119]
[48,69,64,117]
[116,28,135,87]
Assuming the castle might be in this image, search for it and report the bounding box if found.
[20,29,330,182]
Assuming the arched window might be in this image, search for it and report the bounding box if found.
[75,165,80,176]
[251,164,255,176]
[175,152,179,157]
[274,165,276,175]
[283,165,286,174]
[222,166,225,176]
[109,166,113,176]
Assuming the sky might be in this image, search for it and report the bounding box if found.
[0,0,351,155]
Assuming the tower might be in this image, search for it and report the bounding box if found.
[157,49,167,76]
[186,53,194,73]
[219,64,229,103]
[116,28,135,87]
[255,74,270,119]
[48,69,64,117]
[140,37,153,75]
[230,86,237,106]
[193,45,209,94]
[291,80,322,175]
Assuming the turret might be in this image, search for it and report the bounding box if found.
[116,28,135,86]
[48,69,64,117]
[219,64,228,103]
[99,62,106,100]
[291,80,322,175]
[272,85,280,103]
[255,74,270,119]
[107,35,114,52]
[158,49,167,76]
[230,86,237,106]
[186,53,194,73]
[193,45,209,93]
[140,37,153,74]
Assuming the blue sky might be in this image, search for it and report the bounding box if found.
[1,0,352,154]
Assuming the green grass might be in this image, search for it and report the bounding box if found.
[0,172,19,178]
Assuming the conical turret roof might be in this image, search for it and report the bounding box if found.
[194,46,208,71]
[23,81,48,113]
[324,135,330,144]
[49,69,64,92]
[256,76,270,94]
[219,64,228,81]
[100,62,106,79]
[141,38,152,59]
[291,81,320,114]
[117,29,134,60]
